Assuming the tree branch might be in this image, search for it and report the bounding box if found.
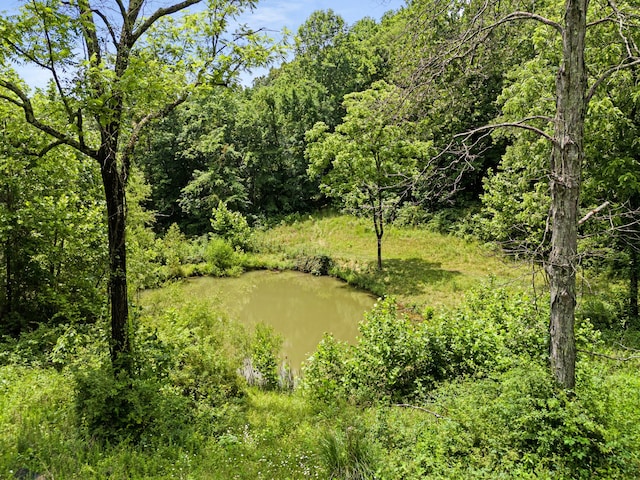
[577,348,640,361]
[35,0,74,121]
[578,201,610,225]
[90,6,119,47]
[131,0,205,45]
[607,0,640,58]
[38,139,67,157]
[393,403,449,420]
[0,79,97,159]
[454,116,556,144]
[484,11,563,34]
[2,37,51,72]
[120,90,194,182]
[586,58,640,103]
[78,0,102,65]
[587,15,615,28]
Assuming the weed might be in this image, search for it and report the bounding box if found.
[319,424,378,480]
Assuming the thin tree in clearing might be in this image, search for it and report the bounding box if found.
[306,80,430,270]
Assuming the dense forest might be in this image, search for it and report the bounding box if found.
[1,0,639,478]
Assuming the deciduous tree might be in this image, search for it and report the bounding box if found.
[306,81,429,269]
[0,0,275,367]
[408,0,639,387]
[0,99,106,334]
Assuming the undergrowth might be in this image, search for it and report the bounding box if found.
[1,215,639,478]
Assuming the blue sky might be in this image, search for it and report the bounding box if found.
[238,0,404,32]
[237,0,406,83]
[3,0,406,88]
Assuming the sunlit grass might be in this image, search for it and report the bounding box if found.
[257,213,535,308]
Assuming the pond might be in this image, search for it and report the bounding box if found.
[178,270,376,370]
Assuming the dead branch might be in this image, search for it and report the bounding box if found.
[393,403,449,420]
[577,349,640,361]
[453,116,556,144]
[578,201,611,225]
[616,342,640,352]
[586,58,640,102]
[483,11,563,34]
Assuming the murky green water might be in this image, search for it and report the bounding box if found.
[182,270,376,369]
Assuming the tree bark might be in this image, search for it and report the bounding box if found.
[4,188,12,318]
[4,240,11,317]
[374,191,384,270]
[630,247,638,326]
[99,146,130,366]
[546,0,588,389]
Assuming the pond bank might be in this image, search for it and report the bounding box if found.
[142,270,376,370]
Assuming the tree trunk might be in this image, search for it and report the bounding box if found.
[4,186,12,316]
[4,239,11,317]
[546,0,587,389]
[630,247,638,326]
[100,148,130,367]
[374,194,384,270]
[629,193,639,326]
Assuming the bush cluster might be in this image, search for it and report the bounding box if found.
[210,201,253,252]
[303,283,547,403]
[129,203,257,289]
[302,283,639,478]
[372,363,625,479]
[74,318,244,444]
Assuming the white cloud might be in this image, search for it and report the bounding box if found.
[234,1,308,37]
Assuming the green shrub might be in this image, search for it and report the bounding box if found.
[204,236,240,275]
[0,324,67,367]
[210,201,253,251]
[302,334,349,402]
[158,223,189,266]
[74,332,187,443]
[436,283,547,375]
[577,291,627,330]
[170,336,244,404]
[425,365,613,479]
[372,362,633,479]
[303,284,547,403]
[345,299,436,402]
[392,204,429,227]
[74,321,244,444]
[248,323,283,390]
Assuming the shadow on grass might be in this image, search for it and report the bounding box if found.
[337,257,461,297]
[380,258,461,296]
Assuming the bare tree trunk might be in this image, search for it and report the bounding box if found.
[629,192,639,326]
[4,186,12,318]
[630,247,638,325]
[375,191,384,270]
[546,0,588,389]
[4,240,11,317]
[100,147,130,367]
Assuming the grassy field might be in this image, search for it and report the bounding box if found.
[256,213,535,308]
